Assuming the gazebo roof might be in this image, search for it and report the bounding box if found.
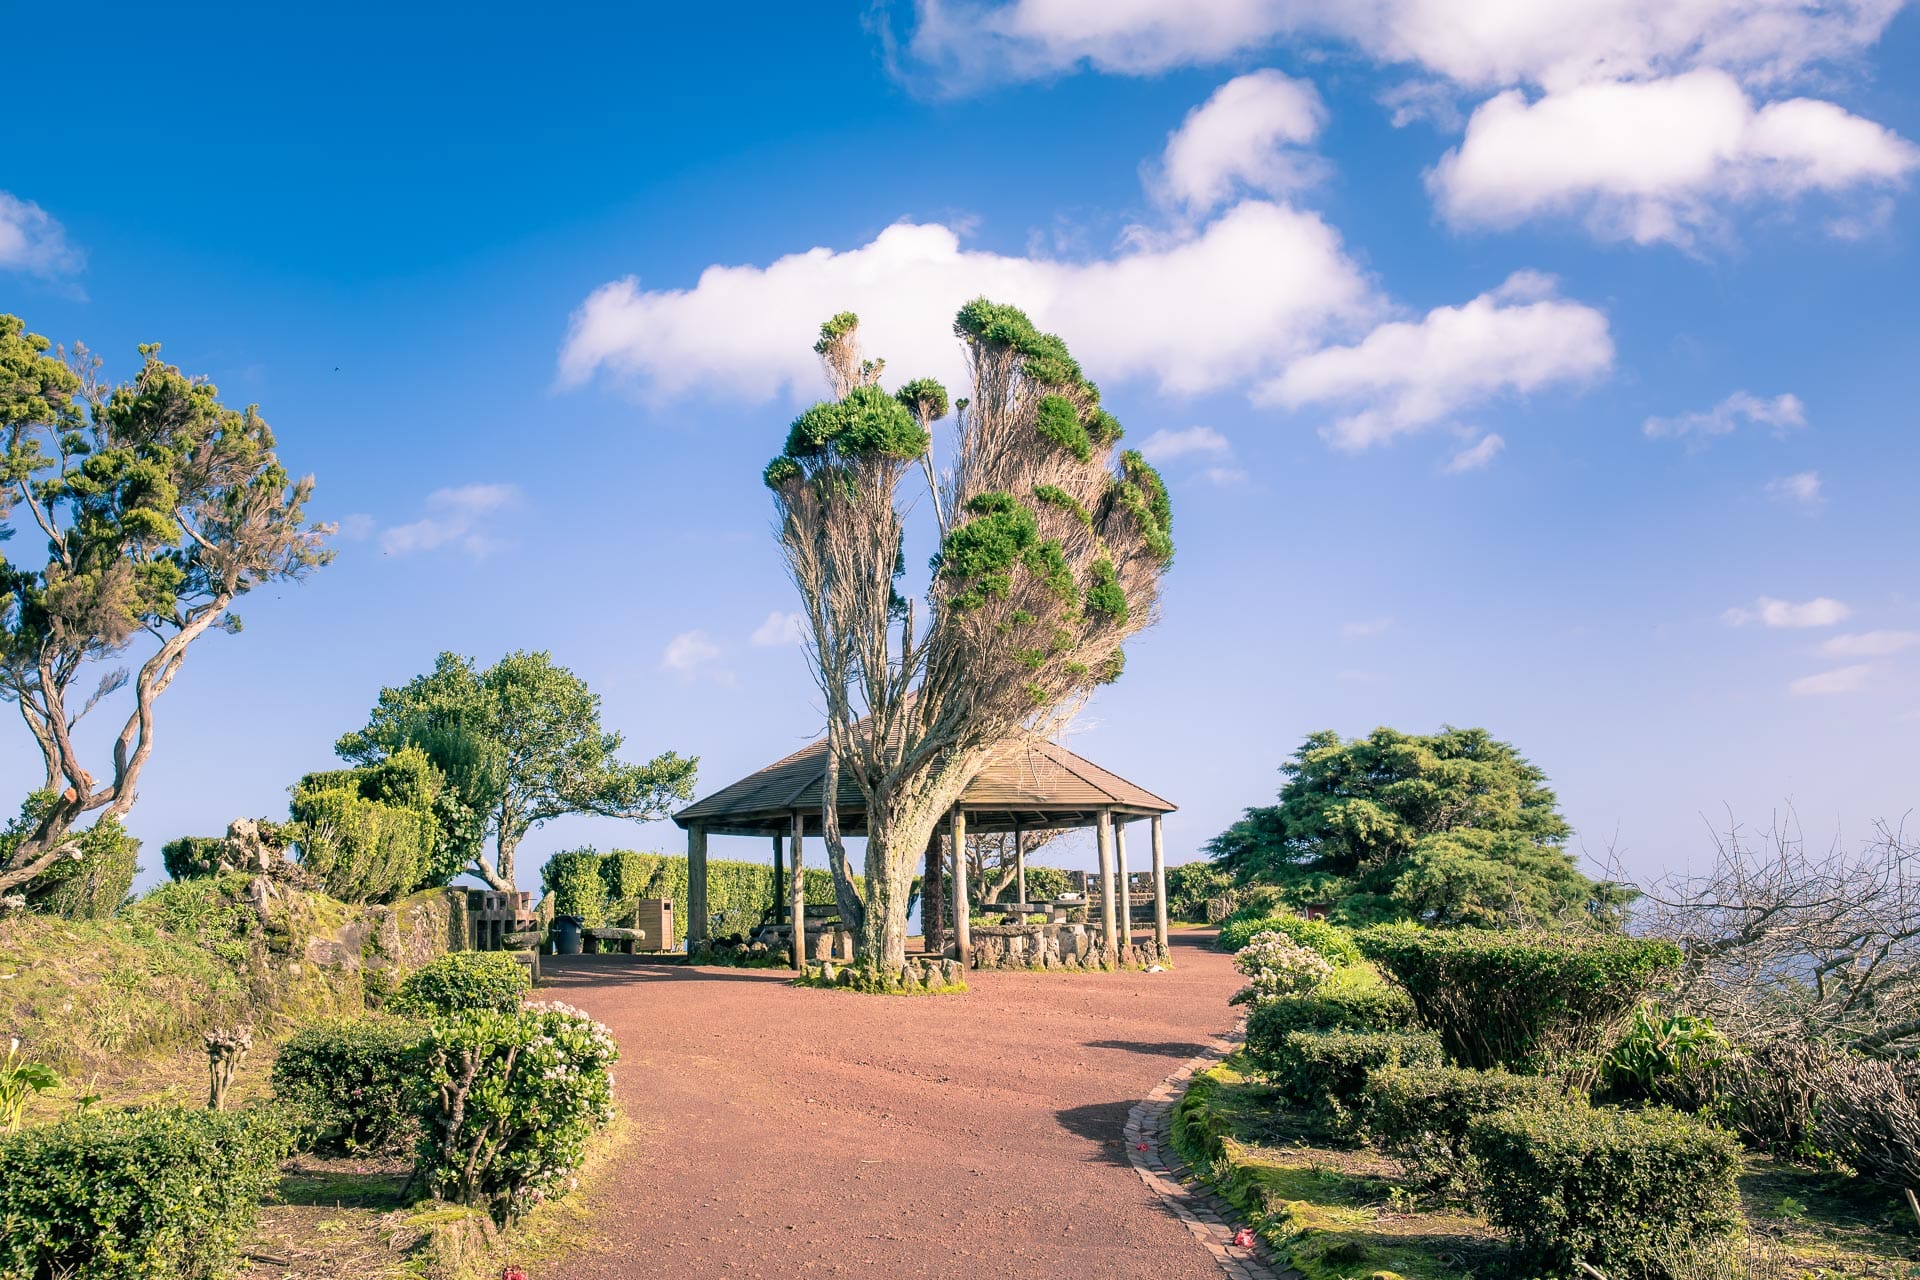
[674,735,1175,838]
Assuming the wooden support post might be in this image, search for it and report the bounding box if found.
[922,829,944,954]
[790,811,806,971]
[771,832,785,924]
[1115,819,1133,949]
[1096,809,1117,965]
[951,808,970,965]
[1151,814,1169,955]
[1013,816,1027,905]
[687,826,709,946]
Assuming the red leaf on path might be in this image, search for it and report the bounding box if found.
[1136,1142,1149,1151]
[503,1267,530,1280]
[1231,1228,1256,1249]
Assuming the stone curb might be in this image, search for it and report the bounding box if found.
[1122,1022,1302,1280]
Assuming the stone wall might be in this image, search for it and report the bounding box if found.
[969,922,1168,971]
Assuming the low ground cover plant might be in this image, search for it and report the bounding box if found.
[271,1015,422,1154]
[1469,1101,1744,1277]
[0,1105,290,1280]
[387,950,529,1018]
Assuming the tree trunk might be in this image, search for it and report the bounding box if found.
[922,832,945,955]
[857,797,944,971]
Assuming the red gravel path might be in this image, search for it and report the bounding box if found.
[539,929,1242,1279]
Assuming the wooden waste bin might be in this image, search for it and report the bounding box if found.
[634,898,675,952]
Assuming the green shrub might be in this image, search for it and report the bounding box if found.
[23,816,140,920]
[160,835,229,880]
[1356,925,1682,1071]
[1469,1102,1743,1277]
[542,848,610,925]
[1364,1064,1571,1192]
[415,1001,618,1223]
[1165,862,1234,921]
[1217,912,1361,962]
[1244,976,1414,1062]
[600,849,654,902]
[1601,1002,1730,1104]
[1020,864,1069,903]
[1257,1029,1443,1132]
[0,1105,290,1280]
[271,1016,423,1154]
[388,951,529,1019]
[291,784,436,903]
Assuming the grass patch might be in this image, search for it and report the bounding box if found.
[1172,1051,1920,1280]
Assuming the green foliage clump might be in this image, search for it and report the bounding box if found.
[1469,1102,1744,1276]
[542,847,612,925]
[1107,451,1173,561]
[599,849,654,901]
[1244,976,1415,1063]
[1032,483,1092,528]
[762,455,802,489]
[1364,1064,1570,1192]
[160,835,228,880]
[1084,557,1127,622]
[1164,861,1233,920]
[290,775,438,904]
[387,951,529,1020]
[1216,911,1362,963]
[1085,407,1123,447]
[1209,727,1632,929]
[1034,394,1092,461]
[1358,925,1683,1072]
[1253,1029,1443,1131]
[22,815,139,920]
[271,1015,422,1154]
[812,310,860,353]
[938,491,1039,610]
[952,298,1091,396]
[415,1002,618,1223]
[783,384,929,462]
[894,376,950,423]
[1601,1001,1730,1104]
[0,1105,291,1280]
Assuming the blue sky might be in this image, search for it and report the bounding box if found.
[4,3,1917,892]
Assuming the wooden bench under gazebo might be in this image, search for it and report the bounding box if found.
[672,735,1176,971]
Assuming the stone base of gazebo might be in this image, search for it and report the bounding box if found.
[969,922,1168,971]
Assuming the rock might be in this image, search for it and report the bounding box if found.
[819,962,838,985]
[836,965,856,987]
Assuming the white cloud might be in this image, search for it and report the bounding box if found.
[1138,425,1231,462]
[661,630,723,674]
[559,202,1380,403]
[0,192,83,278]
[379,483,520,557]
[1444,431,1506,473]
[1429,71,1919,245]
[1155,70,1326,215]
[1823,630,1920,657]
[1644,390,1804,445]
[1201,466,1250,487]
[337,513,377,541]
[1260,272,1613,449]
[1724,596,1852,628]
[1790,663,1874,696]
[1765,470,1823,508]
[1342,617,1394,638]
[751,611,806,646]
[897,0,1904,94]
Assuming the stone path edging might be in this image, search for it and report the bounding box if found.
[1123,1022,1302,1280]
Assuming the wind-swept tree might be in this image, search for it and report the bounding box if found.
[336,650,697,890]
[765,301,1174,968]
[0,315,331,897]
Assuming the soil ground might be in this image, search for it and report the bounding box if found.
[538,926,1243,1279]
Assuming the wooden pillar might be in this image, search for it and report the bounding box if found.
[950,808,970,964]
[789,811,806,971]
[922,829,944,954]
[687,826,709,946]
[1115,818,1133,949]
[1095,809,1117,964]
[1013,816,1027,904]
[1151,814,1169,954]
[771,832,786,924]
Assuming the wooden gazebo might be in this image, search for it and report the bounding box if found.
[672,736,1177,969]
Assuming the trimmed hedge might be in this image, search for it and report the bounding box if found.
[271,1016,422,1155]
[1356,925,1681,1071]
[1469,1102,1743,1276]
[388,951,529,1019]
[1244,980,1414,1063]
[1216,912,1362,963]
[1258,1029,1443,1133]
[291,784,437,903]
[1364,1064,1570,1192]
[0,1106,290,1280]
[541,847,835,939]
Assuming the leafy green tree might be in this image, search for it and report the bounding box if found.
[766,302,1173,968]
[1208,727,1628,927]
[336,651,696,890]
[0,315,330,898]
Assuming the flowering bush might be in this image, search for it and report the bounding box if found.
[415,1001,618,1222]
[1230,930,1335,1007]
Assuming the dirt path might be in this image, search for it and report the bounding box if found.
[539,929,1242,1279]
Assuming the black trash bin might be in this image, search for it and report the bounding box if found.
[552,915,584,956]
